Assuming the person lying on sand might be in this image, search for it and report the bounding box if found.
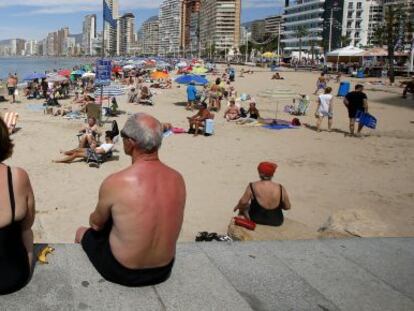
[271,73,284,80]
[233,162,291,227]
[53,132,114,164]
[187,102,212,136]
[127,88,139,103]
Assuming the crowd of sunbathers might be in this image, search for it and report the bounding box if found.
[0,111,291,295]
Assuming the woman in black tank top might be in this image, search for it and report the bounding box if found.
[0,118,34,294]
[233,162,291,227]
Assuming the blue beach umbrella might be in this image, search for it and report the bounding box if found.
[175,74,208,85]
[71,70,85,76]
[24,73,47,81]
[94,85,125,97]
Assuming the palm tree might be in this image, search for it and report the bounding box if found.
[295,25,309,63]
[340,36,352,48]
[370,26,386,47]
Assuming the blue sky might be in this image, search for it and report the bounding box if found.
[0,0,284,41]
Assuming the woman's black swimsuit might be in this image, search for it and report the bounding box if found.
[248,183,284,227]
[81,219,174,287]
[0,167,30,295]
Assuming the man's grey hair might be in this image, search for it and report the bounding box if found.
[122,113,163,153]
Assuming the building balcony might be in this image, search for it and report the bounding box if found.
[284,8,324,18]
[283,27,323,35]
[281,36,323,43]
[283,18,324,27]
[285,0,325,12]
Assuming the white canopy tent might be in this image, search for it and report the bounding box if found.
[327,46,365,57]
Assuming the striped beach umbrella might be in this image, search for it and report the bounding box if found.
[94,85,125,97]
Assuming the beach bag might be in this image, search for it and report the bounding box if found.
[356,111,377,129]
[14,89,19,96]
[234,217,256,231]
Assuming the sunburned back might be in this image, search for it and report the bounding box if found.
[109,161,185,269]
[252,181,282,210]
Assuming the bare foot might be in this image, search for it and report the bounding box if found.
[75,226,89,243]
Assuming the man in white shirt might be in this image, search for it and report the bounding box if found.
[315,87,334,132]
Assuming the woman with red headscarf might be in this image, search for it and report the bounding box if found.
[233,162,291,226]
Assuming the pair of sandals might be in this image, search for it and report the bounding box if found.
[195,232,232,242]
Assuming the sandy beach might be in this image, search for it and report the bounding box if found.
[1,66,414,243]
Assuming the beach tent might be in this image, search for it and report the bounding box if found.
[23,73,47,81]
[175,74,208,85]
[327,46,365,63]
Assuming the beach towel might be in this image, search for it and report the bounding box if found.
[2,112,19,134]
[356,111,377,129]
[263,124,295,130]
[26,104,45,112]
[172,127,187,134]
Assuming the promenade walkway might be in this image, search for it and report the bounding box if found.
[2,238,414,311]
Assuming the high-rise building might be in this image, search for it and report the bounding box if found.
[139,16,160,56]
[181,0,201,56]
[282,0,344,55]
[159,0,183,56]
[104,0,119,56]
[264,15,283,39]
[199,0,241,55]
[57,27,69,56]
[0,39,26,56]
[24,40,38,56]
[119,13,136,56]
[251,20,266,41]
[341,0,383,47]
[383,0,414,45]
[83,14,97,56]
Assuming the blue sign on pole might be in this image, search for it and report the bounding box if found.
[95,59,112,86]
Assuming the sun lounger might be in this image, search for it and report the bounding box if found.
[2,112,19,134]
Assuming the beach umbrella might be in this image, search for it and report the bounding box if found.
[82,72,96,79]
[46,74,68,82]
[112,66,122,73]
[58,69,71,77]
[262,52,277,58]
[23,73,47,81]
[176,61,188,68]
[175,74,208,85]
[123,64,135,70]
[151,71,169,80]
[94,85,125,97]
[191,67,208,74]
[71,70,85,76]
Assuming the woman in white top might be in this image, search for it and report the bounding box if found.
[315,87,334,132]
[53,132,114,164]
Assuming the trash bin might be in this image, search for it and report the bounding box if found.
[338,81,350,97]
[357,70,364,78]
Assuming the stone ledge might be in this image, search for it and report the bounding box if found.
[2,239,414,311]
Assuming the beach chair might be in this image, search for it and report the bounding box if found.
[1,112,19,134]
[295,98,310,115]
[85,103,102,125]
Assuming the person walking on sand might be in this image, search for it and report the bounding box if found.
[344,84,368,136]
[313,72,327,95]
[75,113,186,287]
[315,87,334,132]
[6,74,18,103]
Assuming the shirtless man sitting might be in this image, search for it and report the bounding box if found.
[187,102,212,136]
[75,113,186,287]
[78,117,99,148]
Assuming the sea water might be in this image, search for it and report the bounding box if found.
[0,57,92,80]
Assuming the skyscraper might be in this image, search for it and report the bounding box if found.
[119,13,136,56]
[159,0,182,56]
[181,0,201,56]
[104,0,119,56]
[199,0,241,56]
[83,14,97,56]
[139,16,160,56]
